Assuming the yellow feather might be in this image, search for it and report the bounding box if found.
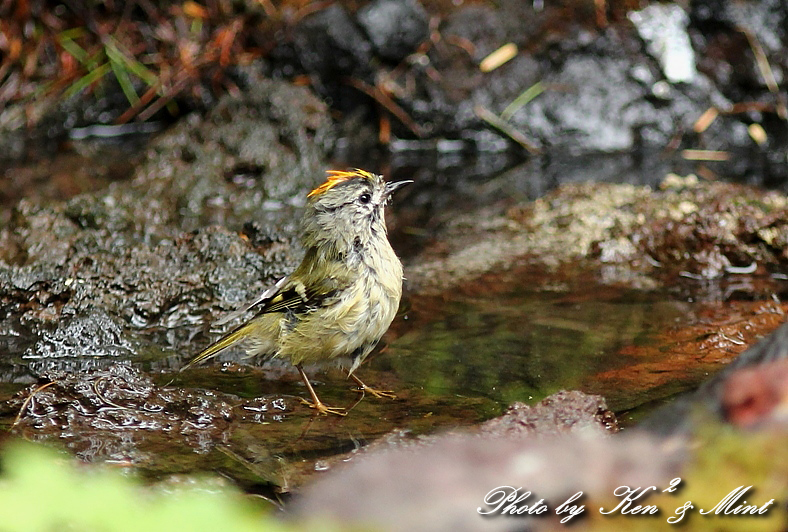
[180,323,252,371]
[307,169,376,198]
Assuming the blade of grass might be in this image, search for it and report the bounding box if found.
[137,75,189,121]
[475,104,541,154]
[739,27,787,120]
[63,62,111,99]
[104,37,158,87]
[57,27,89,44]
[84,49,107,72]
[344,76,424,137]
[57,34,89,64]
[109,55,140,106]
[116,83,160,123]
[501,81,544,121]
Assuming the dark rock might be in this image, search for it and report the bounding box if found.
[501,32,733,153]
[357,0,430,62]
[690,0,787,125]
[290,4,375,103]
[358,3,731,156]
[691,0,787,54]
[511,54,646,152]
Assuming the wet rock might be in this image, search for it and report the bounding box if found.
[479,390,618,438]
[11,363,234,433]
[407,179,788,293]
[0,222,291,345]
[118,75,334,235]
[631,179,788,279]
[236,396,291,423]
[10,363,295,453]
[357,0,429,62]
[25,308,134,359]
[0,78,333,365]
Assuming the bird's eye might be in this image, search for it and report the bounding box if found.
[358,193,372,204]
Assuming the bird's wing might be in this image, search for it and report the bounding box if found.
[183,275,334,372]
[212,275,290,326]
[253,277,337,315]
[213,273,338,326]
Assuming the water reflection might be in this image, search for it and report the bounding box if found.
[380,273,688,410]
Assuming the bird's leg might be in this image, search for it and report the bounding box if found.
[349,373,397,399]
[296,364,346,416]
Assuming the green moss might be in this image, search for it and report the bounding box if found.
[586,426,788,531]
[0,441,294,532]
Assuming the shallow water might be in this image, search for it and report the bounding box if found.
[0,262,700,490]
[388,271,688,410]
[0,144,783,490]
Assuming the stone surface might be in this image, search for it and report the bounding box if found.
[358,0,430,62]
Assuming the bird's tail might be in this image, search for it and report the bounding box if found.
[180,323,252,372]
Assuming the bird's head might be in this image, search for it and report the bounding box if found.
[302,169,411,253]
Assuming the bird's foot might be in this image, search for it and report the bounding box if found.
[353,383,397,399]
[299,397,347,416]
[349,374,397,399]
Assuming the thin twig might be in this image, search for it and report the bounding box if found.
[474,104,541,154]
[739,26,788,120]
[92,376,129,410]
[344,77,424,137]
[681,149,730,161]
[13,380,57,427]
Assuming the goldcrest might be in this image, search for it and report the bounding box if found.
[183,169,411,415]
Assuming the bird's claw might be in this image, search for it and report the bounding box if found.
[354,385,397,400]
[299,397,347,416]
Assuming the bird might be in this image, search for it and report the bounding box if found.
[182,169,411,415]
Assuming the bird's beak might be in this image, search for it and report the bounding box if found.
[384,180,413,198]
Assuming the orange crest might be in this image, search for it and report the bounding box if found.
[308,169,376,198]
